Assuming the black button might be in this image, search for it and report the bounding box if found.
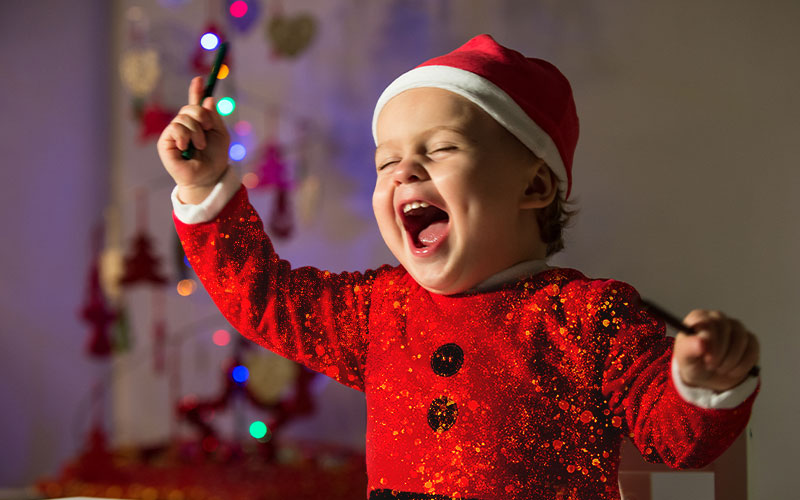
[427,396,458,432]
[430,343,464,377]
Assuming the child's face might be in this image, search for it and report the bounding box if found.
[373,88,545,295]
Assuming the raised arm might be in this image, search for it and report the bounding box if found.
[174,186,378,391]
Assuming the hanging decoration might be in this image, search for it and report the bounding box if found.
[80,225,117,359]
[177,338,317,460]
[266,9,317,59]
[119,6,160,107]
[226,0,261,33]
[250,142,290,189]
[137,101,177,143]
[269,189,294,239]
[119,48,161,102]
[120,191,168,286]
[246,141,295,239]
[118,6,176,143]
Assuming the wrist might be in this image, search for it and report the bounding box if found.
[177,167,230,205]
[177,185,215,205]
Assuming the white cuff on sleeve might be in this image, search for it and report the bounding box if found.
[171,167,242,224]
[671,357,759,409]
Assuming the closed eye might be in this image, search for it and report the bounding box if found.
[377,159,398,171]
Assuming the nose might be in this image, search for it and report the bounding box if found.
[392,158,429,185]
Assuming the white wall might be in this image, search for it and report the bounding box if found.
[0,0,112,487]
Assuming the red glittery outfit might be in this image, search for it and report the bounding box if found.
[175,186,756,500]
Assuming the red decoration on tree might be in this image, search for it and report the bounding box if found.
[120,191,168,286]
[137,101,176,143]
[251,142,290,189]
[80,225,117,358]
[250,142,295,239]
[177,338,316,461]
[269,188,293,239]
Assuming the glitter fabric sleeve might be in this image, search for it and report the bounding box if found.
[174,185,383,391]
[594,281,758,469]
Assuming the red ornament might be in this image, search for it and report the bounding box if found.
[269,188,293,239]
[250,141,294,239]
[138,101,176,143]
[120,191,168,286]
[80,225,116,358]
[177,339,316,460]
[251,142,291,190]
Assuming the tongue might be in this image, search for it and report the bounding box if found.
[418,221,448,246]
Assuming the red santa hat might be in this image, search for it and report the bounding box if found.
[372,34,579,198]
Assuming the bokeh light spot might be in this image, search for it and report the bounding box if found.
[242,172,259,189]
[232,365,249,383]
[249,420,268,439]
[230,1,248,18]
[200,32,220,51]
[229,143,247,161]
[176,279,197,296]
[217,97,236,116]
[234,120,252,136]
[217,63,230,80]
[212,329,230,346]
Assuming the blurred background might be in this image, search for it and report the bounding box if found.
[1,0,798,499]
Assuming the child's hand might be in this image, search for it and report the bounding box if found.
[157,76,230,204]
[673,310,760,392]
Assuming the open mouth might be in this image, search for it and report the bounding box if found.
[400,201,450,250]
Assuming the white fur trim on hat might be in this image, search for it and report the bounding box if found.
[372,65,568,190]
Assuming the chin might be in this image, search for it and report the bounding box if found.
[404,264,476,296]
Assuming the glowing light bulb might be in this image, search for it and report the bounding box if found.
[176,279,197,296]
[242,172,259,189]
[200,33,220,51]
[217,97,236,116]
[229,143,247,161]
[218,63,230,80]
[234,120,252,136]
[230,1,248,18]
[249,420,268,440]
[212,329,230,346]
[232,365,249,383]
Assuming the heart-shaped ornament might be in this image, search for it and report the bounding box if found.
[266,13,317,58]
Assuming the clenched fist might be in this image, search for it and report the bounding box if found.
[673,309,760,392]
[157,76,230,204]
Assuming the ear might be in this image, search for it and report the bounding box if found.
[520,160,558,209]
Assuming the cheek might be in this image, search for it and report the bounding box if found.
[372,185,393,227]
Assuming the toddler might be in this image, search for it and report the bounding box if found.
[158,34,759,500]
